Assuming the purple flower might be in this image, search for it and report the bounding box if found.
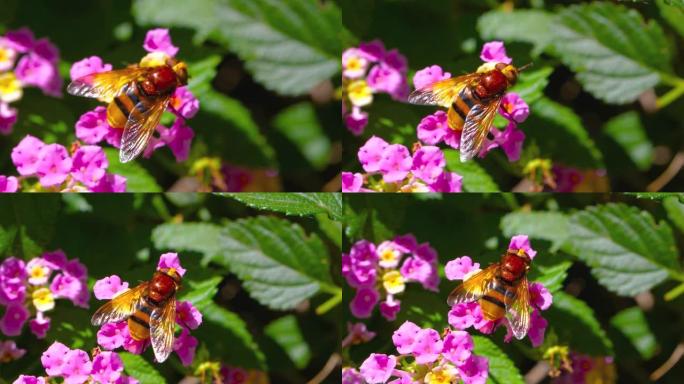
[508,234,537,259]
[392,321,421,354]
[529,282,553,310]
[3,28,34,53]
[493,122,525,162]
[413,65,451,90]
[411,146,445,184]
[0,257,27,305]
[342,172,364,192]
[41,341,70,376]
[553,166,584,192]
[379,298,401,321]
[11,135,45,176]
[416,110,462,149]
[14,53,62,97]
[49,273,83,302]
[13,376,46,384]
[500,93,529,123]
[344,106,369,136]
[445,256,481,281]
[350,287,380,318]
[93,275,129,300]
[160,117,194,162]
[393,235,417,253]
[480,41,512,64]
[175,301,203,330]
[342,367,365,384]
[400,257,432,286]
[367,64,406,100]
[60,349,93,384]
[411,328,443,364]
[42,250,67,270]
[358,136,389,173]
[442,330,473,364]
[143,28,179,57]
[342,322,377,348]
[29,312,51,339]
[171,87,199,119]
[378,144,412,183]
[74,107,113,144]
[97,322,127,350]
[360,353,396,384]
[173,327,198,366]
[0,303,29,336]
[32,38,58,63]
[358,40,386,62]
[91,174,127,193]
[0,175,18,192]
[429,171,463,193]
[35,143,73,187]
[527,309,548,347]
[157,252,187,276]
[448,302,484,330]
[343,48,370,79]
[91,351,124,383]
[0,340,26,362]
[69,56,112,81]
[71,145,108,187]
[0,101,18,135]
[458,355,489,384]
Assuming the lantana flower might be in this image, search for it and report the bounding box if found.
[344,135,463,192]
[92,253,202,366]
[0,251,89,340]
[552,353,616,384]
[72,28,199,162]
[0,28,63,135]
[342,322,377,348]
[445,235,552,347]
[219,364,269,384]
[0,339,26,363]
[343,235,440,320]
[342,40,409,135]
[7,135,126,192]
[412,41,530,162]
[358,321,489,384]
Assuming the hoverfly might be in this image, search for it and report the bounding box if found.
[447,248,531,339]
[91,268,182,362]
[67,58,188,163]
[408,62,531,162]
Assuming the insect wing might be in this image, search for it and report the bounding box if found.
[91,282,149,326]
[408,74,479,108]
[460,98,502,162]
[447,264,499,306]
[67,67,152,102]
[150,297,176,363]
[505,277,531,340]
[119,96,171,163]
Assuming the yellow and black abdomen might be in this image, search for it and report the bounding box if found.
[479,278,514,321]
[128,299,154,341]
[447,87,478,131]
[106,83,152,129]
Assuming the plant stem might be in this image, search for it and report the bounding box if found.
[316,287,342,315]
[665,282,684,301]
[656,83,684,109]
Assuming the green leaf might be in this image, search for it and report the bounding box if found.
[603,111,653,171]
[214,216,334,310]
[526,97,603,168]
[472,336,525,384]
[610,307,657,359]
[315,213,342,248]
[546,292,613,355]
[104,148,161,192]
[664,196,684,234]
[0,195,60,257]
[265,315,312,369]
[508,66,553,105]
[134,0,341,95]
[534,261,572,293]
[444,150,500,192]
[120,352,167,384]
[221,192,342,220]
[500,211,569,252]
[152,222,222,263]
[272,102,331,170]
[478,10,555,55]
[658,0,684,38]
[626,193,684,201]
[551,3,671,104]
[178,275,223,305]
[565,203,680,296]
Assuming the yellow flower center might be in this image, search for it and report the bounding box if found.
[29,264,49,281]
[424,367,457,384]
[0,47,11,63]
[347,79,373,107]
[380,248,399,264]
[382,270,405,295]
[32,287,55,312]
[140,52,170,68]
[0,72,22,102]
[345,56,364,71]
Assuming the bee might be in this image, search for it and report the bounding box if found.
[91,268,182,362]
[408,62,531,162]
[447,248,531,339]
[67,59,188,163]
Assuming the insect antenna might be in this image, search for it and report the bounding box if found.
[518,63,534,72]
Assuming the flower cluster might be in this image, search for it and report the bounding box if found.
[13,341,138,384]
[0,28,63,135]
[93,253,201,366]
[553,353,616,384]
[0,250,89,339]
[342,40,409,135]
[220,364,269,384]
[2,135,126,192]
[72,28,198,162]
[343,234,440,321]
[413,41,530,162]
[354,321,489,384]
[343,136,463,192]
[445,235,552,347]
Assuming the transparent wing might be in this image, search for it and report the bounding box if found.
[150,298,176,363]
[408,74,480,108]
[460,98,502,162]
[447,264,499,306]
[505,277,531,340]
[119,96,171,163]
[91,283,148,326]
[67,67,152,102]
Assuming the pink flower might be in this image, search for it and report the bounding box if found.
[393,235,417,253]
[13,376,46,384]
[0,339,26,361]
[97,322,127,350]
[91,351,124,383]
[0,175,19,192]
[383,50,408,73]
[458,355,489,384]
[93,275,129,300]
[500,93,529,123]
[11,135,45,176]
[553,166,583,192]
[342,367,365,384]
[413,65,451,90]
[0,303,29,336]
[480,41,512,64]
[75,107,112,144]
[32,38,59,62]
[360,353,396,384]
[378,144,412,183]
[14,53,62,97]
[61,349,92,384]
[71,145,108,187]
[416,110,461,149]
[342,172,364,192]
[42,250,67,270]
[41,341,70,376]
[529,282,552,310]
[143,28,179,57]
[342,322,377,348]
[448,302,484,330]
[527,309,548,347]
[429,171,463,192]
[392,321,421,354]
[91,174,127,193]
[411,146,445,184]
[493,122,525,162]
[64,259,87,280]
[0,102,18,135]
[161,117,194,162]
[379,298,401,321]
[171,87,199,119]
[342,48,370,79]
[508,234,537,259]
[442,330,473,364]
[3,28,34,52]
[399,257,432,286]
[176,301,203,330]
[367,64,405,99]
[35,144,73,187]
[358,40,386,62]
[50,273,82,301]
[344,106,369,136]
[0,257,27,305]
[350,287,380,318]
[445,256,481,281]
[29,312,51,339]
[173,327,198,366]
[358,136,389,173]
[411,328,443,364]
[157,252,186,276]
[69,56,112,81]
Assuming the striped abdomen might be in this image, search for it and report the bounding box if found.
[447,87,479,131]
[479,277,516,321]
[127,297,159,341]
[106,83,153,129]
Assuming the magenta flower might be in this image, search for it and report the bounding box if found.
[358,136,389,173]
[41,341,71,376]
[486,122,525,162]
[93,275,129,300]
[500,93,529,123]
[448,302,485,330]
[0,175,19,192]
[526,309,548,347]
[11,135,45,176]
[0,304,29,336]
[74,106,114,145]
[97,321,128,350]
[379,298,401,321]
[12,376,46,384]
[480,41,512,64]
[442,330,473,364]
[344,106,369,136]
[530,282,553,310]
[367,64,406,100]
[0,340,26,362]
[342,322,377,348]
[160,117,194,162]
[445,256,480,281]
[350,287,380,318]
[413,65,452,90]
[360,353,397,384]
[69,56,112,81]
[552,165,584,192]
[143,28,179,57]
[15,53,62,97]
[176,301,203,330]
[342,172,364,192]
[157,252,187,276]
[412,328,443,364]
[508,234,537,259]
[430,171,463,193]
[36,341,136,384]
[35,143,73,187]
[29,312,50,339]
[60,349,93,384]
[71,145,109,188]
[0,102,18,135]
[378,144,413,183]
[171,86,200,119]
[342,367,365,384]
[417,110,460,148]
[411,146,446,184]
[91,351,124,383]
[458,355,489,384]
[173,327,199,366]
[392,321,422,354]
[91,174,127,193]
